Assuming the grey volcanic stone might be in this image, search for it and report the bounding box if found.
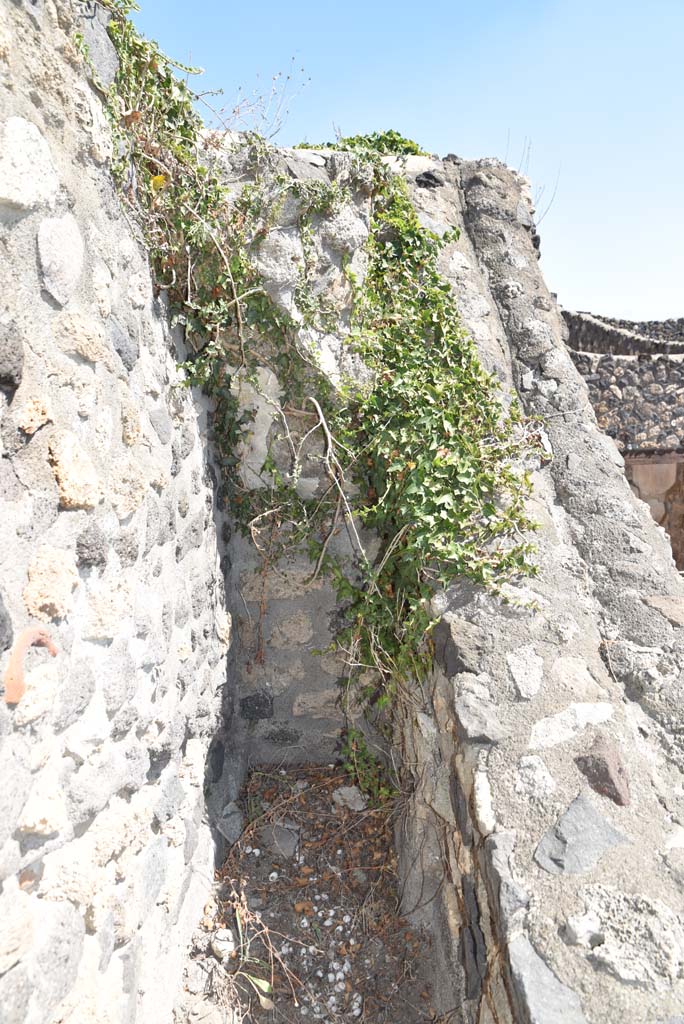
[485,832,530,932]
[108,319,139,371]
[332,785,367,812]
[415,170,444,189]
[171,424,196,476]
[37,213,83,305]
[575,735,631,806]
[16,490,59,540]
[179,423,196,459]
[149,406,173,445]
[509,935,587,1024]
[215,801,243,845]
[433,615,485,676]
[535,793,627,875]
[0,590,12,654]
[191,578,208,617]
[0,323,23,392]
[145,498,161,553]
[76,522,108,567]
[453,675,506,744]
[52,661,95,732]
[239,690,273,721]
[265,724,301,745]
[75,1,119,88]
[259,818,299,860]
[176,512,204,561]
[114,528,140,566]
[175,593,191,628]
[154,773,185,825]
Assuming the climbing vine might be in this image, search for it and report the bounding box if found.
[297,129,428,156]
[85,1,540,801]
[321,143,538,717]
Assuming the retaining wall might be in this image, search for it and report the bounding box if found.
[0,4,233,1022]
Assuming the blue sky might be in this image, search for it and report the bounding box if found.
[133,0,683,320]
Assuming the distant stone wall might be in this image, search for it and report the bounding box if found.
[564,309,684,565]
[568,349,684,452]
[578,312,684,345]
[563,310,684,355]
[0,4,232,1022]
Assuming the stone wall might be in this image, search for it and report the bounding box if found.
[564,309,684,564]
[564,310,684,348]
[563,310,684,355]
[0,3,233,1022]
[597,315,684,342]
[2,4,684,1024]
[394,159,684,1022]
[567,349,684,452]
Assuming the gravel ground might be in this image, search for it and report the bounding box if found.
[175,765,437,1024]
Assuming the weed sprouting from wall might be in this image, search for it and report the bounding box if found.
[87,1,541,801]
